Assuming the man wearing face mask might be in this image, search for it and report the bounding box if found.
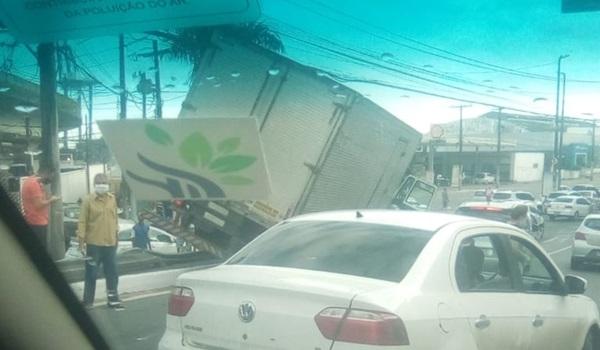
[21,167,60,249]
[78,173,122,309]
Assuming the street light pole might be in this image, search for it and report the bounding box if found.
[496,107,503,188]
[554,54,569,190]
[558,72,567,189]
[592,120,596,181]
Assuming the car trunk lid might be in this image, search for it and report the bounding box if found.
[174,265,393,350]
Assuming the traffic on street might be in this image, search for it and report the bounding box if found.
[3,1,600,350]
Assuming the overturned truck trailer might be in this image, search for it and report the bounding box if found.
[172,35,423,254]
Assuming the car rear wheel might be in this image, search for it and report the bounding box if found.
[582,328,598,350]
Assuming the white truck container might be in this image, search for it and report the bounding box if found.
[173,36,423,252]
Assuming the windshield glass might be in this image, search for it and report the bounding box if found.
[493,193,512,200]
[2,1,600,349]
[455,207,511,222]
[229,221,434,282]
[554,197,574,203]
[584,219,600,230]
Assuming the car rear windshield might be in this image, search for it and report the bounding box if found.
[573,186,587,191]
[554,197,573,203]
[584,219,600,230]
[548,193,564,199]
[492,193,511,200]
[455,207,511,222]
[228,221,434,282]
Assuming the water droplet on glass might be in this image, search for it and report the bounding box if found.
[171,76,177,81]
[231,72,241,78]
[213,83,222,88]
[335,93,347,99]
[316,71,327,77]
[486,90,495,93]
[0,87,11,92]
[206,75,216,81]
[380,53,394,62]
[332,84,340,90]
[268,68,280,76]
[423,64,434,68]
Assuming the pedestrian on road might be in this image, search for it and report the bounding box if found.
[21,168,60,249]
[78,173,123,309]
[132,214,151,251]
[442,187,449,210]
[485,186,493,204]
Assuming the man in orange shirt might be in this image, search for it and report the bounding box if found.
[21,168,60,249]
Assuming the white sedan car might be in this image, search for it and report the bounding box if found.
[547,196,593,220]
[572,214,600,270]
[117,223,179,255]
[159,210,599,350]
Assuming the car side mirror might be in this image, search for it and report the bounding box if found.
[565,275,587,294]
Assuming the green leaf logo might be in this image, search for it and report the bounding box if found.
[220,175,254,185]
[145,124,173,146]
[217,137,241,155]
[178,132,213,167]
[209,155,256,173]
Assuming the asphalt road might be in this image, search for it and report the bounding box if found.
[86,217,600,350]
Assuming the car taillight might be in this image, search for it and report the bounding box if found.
[575,232,587,241]
[314,307,409,346]
[168,286,194,316]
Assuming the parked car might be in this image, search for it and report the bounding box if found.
[62,203,80,247]
[572,184,600,196]
[435,174,450,187]
[474,172,495,184]
[542,191,582,213]
[559,185,571,191]
[117,222,179,255]
[456,201,544,240]
[547,196,593,220]
[571,214,600,269]
[159,210,598,350]
[473,189,494,201]
[492,191,536,204]
[576,191,600,209]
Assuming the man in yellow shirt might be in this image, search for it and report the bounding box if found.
[78,173,122,309]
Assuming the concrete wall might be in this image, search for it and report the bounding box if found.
[511,152,544,182]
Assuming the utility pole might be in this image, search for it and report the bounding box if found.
[496,107,503,188]
[119,34,127,120]
[85,83,94,193]
[452,104,471,190]
[558,72,567,189]
[38,42,64,260]
[153,40,162,119]
[592,120,596,181]
[554,54,569,190]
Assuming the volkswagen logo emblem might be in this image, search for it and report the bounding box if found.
[238,301,256,323]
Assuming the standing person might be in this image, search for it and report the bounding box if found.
[21,168,60,249]
[442,187,450,210]
[485,186,493,204]
[78,173,123,309]
[132,214,151,251]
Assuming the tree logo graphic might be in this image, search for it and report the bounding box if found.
[125,123,257,199]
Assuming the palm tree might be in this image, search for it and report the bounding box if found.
[150,22,284,76]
